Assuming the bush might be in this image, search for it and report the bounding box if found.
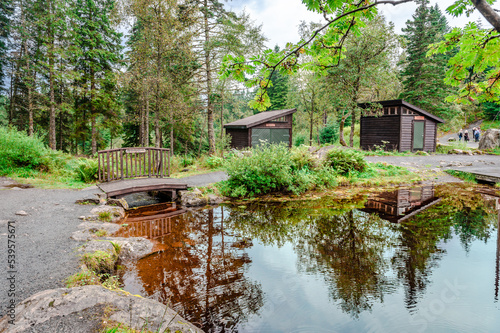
[204,155,223,169]
[75,158,98,183]
[294,133,306,146]
[218,144,337,197]
[319,122,339,144]
[0,127,62,175]
[324,149,367,175]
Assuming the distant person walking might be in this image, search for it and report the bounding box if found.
[475,128,480,142]
[458,129,463,141]
[464,130,469,142]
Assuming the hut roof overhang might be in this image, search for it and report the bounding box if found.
[224,109,297,129]
[358,99,445,124]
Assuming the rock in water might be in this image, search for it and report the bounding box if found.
[478,129,500,150]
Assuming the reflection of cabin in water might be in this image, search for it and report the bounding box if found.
[358,100,445,152]
[362,186,441,223]
[224,109,297,149]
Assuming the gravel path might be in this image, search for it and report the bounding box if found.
[437,119,483,149]
[0,182,101,318]
[365,153,499,169]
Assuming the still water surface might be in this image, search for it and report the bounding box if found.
[117,185,500,332]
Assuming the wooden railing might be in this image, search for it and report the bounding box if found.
[97,147,170,182]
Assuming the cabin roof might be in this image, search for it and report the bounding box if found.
[224,109,297,129]
[359,99,445,124]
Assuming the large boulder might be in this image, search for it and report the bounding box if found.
[179,189,208,207]
[71,222,121,241]
[0,285,202,333]
[103,237,154,261]
[90,205,125,222]
[478,129,500,150]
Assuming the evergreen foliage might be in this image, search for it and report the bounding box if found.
[0,0,12,90]
[319,121,339,145]
[399,1,455,119]
[266,45,290,110]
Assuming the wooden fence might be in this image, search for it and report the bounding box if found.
[97,147,170,182]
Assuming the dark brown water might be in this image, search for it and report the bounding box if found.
[118,185,500,332]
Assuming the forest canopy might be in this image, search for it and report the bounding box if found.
[1,0,499,154]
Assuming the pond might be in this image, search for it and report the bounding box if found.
[117,184,500,332]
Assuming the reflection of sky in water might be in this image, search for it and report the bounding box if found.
[119,188,500,332]
[238,230,499,332]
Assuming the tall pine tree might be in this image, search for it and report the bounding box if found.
[0,0,12,91]
[399,0,455,119]
[266,46,289,110]
[70,0,122,154]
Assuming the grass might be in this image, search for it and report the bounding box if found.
[95,229,108,237]
[436,141,472,154]
[445,169,478,183]
[98,211,113,222]
[342,162,424,186]
[81,250,117,275]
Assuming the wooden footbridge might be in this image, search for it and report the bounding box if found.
[96,147,187,198]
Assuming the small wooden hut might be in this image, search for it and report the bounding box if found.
[224,109,297,149]
[359,99,444,152]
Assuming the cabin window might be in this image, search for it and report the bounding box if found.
[269,116,287,122]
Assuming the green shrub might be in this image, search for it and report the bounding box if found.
[294,133,306,146]
[0,127,64,175]
[290,146,316,170]
[324,149,367,175]
[75,158,98,183]
[180,155,194,167]
[319,122,339,144]
[204,155,223,169]
[218,143,337,197]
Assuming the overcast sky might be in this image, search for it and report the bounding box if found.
[224,0,486,48]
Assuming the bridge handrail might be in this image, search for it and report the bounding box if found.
[97,147,170,182]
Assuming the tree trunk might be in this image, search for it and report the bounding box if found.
[170,109,174,154]
[472,0,500,31]
[155,105,161,148]
[339,111,349,147]
[145,92,150,146]
[90,67,97,155]
[349,110,356,148]
[139,89,145,146]
[204,0,215,155]
[49,45,56,150]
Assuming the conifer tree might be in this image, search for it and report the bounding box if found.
[399,0,455,119]
[0,0,12,91]
[266,46,289,110]
[70,0,122,154]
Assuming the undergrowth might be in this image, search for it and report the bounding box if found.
[217,144,338,197]
[445,169,477,183]
[0,126,98,188]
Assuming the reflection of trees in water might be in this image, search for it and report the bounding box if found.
[294,210,397,318]
[226,200,398,318]
[226,189,498,318]
[132,207,263,332]
[127,187,498,326]
[390,189,497,310]
[453,207,496,253]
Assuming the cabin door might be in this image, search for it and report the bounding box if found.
[412,121,425,150]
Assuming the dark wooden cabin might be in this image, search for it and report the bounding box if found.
[224,109,297,149]
[359,99,444,152]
